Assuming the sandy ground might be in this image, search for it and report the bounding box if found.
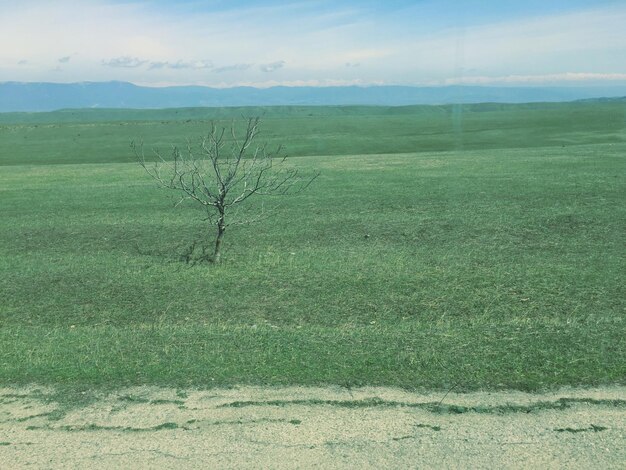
[1,385,624,469]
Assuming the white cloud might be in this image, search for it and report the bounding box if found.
[102,56,148,68]
[149,60,213,70]
[259,61,285,73]
[0,1,625,86]
[207,78,379,89]
[394,6,626,81]
[213,63,252,73]
[441,73,626,85]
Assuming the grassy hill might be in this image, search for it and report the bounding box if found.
[1,101,625,166]
[0,103,624,391]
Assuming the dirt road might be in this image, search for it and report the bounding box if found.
[1,385,624,469]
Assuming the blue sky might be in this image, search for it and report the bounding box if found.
[1,0,625,87]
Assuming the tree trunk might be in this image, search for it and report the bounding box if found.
[213,218,225,263]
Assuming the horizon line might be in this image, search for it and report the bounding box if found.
[3,80,626,89]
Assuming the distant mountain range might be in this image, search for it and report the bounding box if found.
[2,81,626,112]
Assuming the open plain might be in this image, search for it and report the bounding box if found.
[0,102,624,467]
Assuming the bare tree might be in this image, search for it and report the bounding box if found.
[132,117,318,263]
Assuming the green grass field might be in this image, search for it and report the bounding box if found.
[1,102,624,391]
